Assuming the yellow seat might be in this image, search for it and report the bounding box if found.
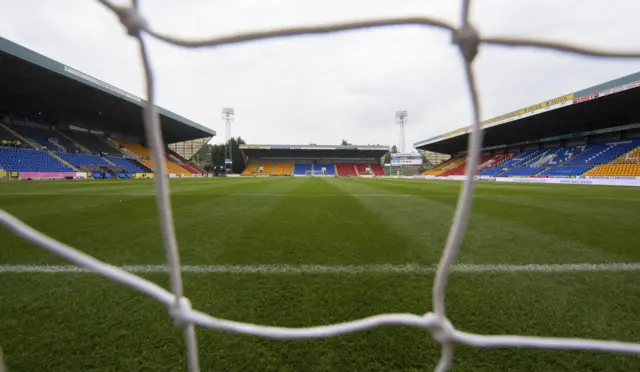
[272,163,293,176]
[585,164,640,177]
[422,157,465,175]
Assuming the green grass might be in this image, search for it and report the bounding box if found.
[1,177,640,371]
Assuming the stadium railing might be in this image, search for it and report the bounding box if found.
[2,1,640,371]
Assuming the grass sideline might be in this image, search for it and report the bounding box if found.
[1,177,639,371]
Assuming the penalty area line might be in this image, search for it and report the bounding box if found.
[1,263,640,274]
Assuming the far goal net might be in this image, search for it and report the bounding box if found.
[305,170,329,177]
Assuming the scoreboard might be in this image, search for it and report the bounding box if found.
[391,153,423,166]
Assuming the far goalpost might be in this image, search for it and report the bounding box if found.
[305,170,328,177]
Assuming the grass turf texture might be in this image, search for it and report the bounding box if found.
[0,177,639,371]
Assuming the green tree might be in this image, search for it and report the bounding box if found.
[383,145,398,165]
[341,139,352,145]
[209,136,247,173]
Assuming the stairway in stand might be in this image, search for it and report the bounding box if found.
[0,123,40,149]
[47,151,79,171]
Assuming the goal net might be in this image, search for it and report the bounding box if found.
[1,1,640,372]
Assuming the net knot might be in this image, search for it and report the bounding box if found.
[452,24,480,63]
[111,5,148,37]
[169,296,193,328]
[423,313,455,344]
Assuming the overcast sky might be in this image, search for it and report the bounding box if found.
[2,0,639,151]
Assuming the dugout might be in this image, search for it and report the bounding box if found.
[414,71,640,158]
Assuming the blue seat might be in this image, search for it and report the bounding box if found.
[538,165,594,177]
[106,156,147,173]
[293,164,312,175]
[478,168,504,176]
[55,152,110,168]
[499,167,545,177]
[0,148,73,172]
[315,164,336,175]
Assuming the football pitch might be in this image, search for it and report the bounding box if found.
[1,177,639,371]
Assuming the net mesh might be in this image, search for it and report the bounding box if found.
[2,1,640,371]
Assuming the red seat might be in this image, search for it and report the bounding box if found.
[336,163,357,176]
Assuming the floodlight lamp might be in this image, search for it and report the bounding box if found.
[222,108,235,115]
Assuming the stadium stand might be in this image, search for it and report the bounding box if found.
[55,136,79,152]
[141,159,192,175]
[180,163,205,174]
[106,156,147,173]
[438,154,515,176]
[0,126,23,147]
[499,167,546,177]
[478,153,513,171]
[354,163,368,175]
[472,142,640,177]
[478,168,505,176]
[116,141,151,158]
[615,145,640,164]
[293,163,313,176]
[7,123,68,151]
[261,162,275,174]
[422,157,463,176]
[537,165,594,177]
[272,163,293,176]
[585,164,640,176]
[167,148,188,163]
[336,163,357,176]
[55,152,111,169]
[534,146,587,167]
[243,162,260,176]
[112,140,198,175]
[315,163,336,175]
[64,131,116,155]
[0,148,73,172]
[440,158,467,176]
[167,162,192,175]
[565,141,640,166]
[369,163,385,176]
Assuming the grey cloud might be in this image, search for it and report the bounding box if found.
[1,0,639,150]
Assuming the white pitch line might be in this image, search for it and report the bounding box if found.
[232,193,411,197]
[1,263,640,274]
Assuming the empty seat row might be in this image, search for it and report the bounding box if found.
[64,131,116,155]
[107,156,147,173]
[538,165,594,177]
[585,164,640,176]
[293,163,313,175]
[55,152,111,169]
[0,148,73,172]
[336,163,357,176]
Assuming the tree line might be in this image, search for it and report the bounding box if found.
[194,137,247,173]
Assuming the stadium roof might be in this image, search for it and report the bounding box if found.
[414,71,640,155]
[0,37,215,143]
[240,144,389,160]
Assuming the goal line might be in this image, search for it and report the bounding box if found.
[2,262,640,274]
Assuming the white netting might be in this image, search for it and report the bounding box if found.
[2,1,640,371]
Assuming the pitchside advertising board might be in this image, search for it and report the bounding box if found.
[391,153,423,166]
